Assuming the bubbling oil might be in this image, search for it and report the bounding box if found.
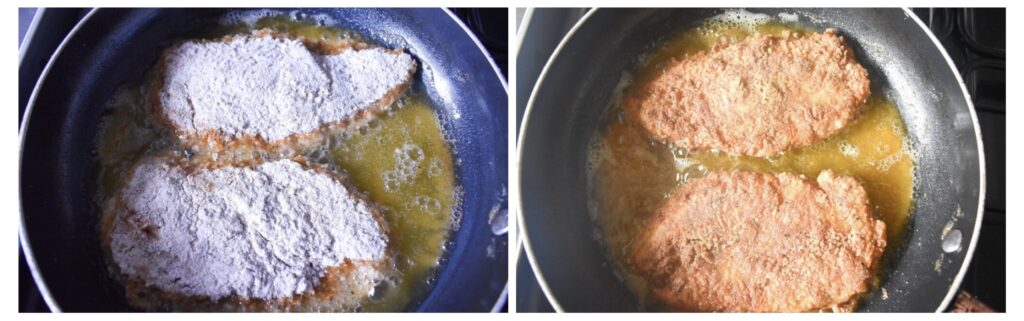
[329,96,457,312]
[209,12,365,44]
[96,14,456,312]
[588,15,915,311]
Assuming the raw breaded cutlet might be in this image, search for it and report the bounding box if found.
[623,29,871,157]
[631,170,886,312]
[152,29,417,155]
[100,154,391,311]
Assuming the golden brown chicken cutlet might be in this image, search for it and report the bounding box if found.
[622,29,871,157]
[631,170,886,312]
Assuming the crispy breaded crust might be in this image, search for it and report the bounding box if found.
[623,29,870,157]
[631,170,886,312]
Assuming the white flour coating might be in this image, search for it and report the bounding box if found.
[109,155,388,300]
[158,35,415,141]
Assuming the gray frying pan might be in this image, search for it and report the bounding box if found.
[519,8,985,312]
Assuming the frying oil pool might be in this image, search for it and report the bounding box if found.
[97,15,457,312]
[328,96,458,312]
[587,18,915,309]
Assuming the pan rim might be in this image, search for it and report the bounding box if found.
[17,8,46,66]
[439,7,510,313]
[517,7,987,312]
[904,7,987,313]
[18,7,99,313]
[444,8,509,92]
[19,8,510,312]
[517,7,598,313]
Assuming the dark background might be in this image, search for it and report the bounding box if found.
[17,7,507,313]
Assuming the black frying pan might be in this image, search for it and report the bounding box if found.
[20,8,508,312]
[519,8,985,312]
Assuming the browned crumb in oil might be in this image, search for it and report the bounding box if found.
[590,19,914,311]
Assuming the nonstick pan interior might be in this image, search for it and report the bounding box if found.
[519,8,984,312]
[20,8,507,312]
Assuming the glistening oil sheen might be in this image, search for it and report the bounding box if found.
[587,17,915,311]
[96,14,457,312]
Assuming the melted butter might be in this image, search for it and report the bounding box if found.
[208,15,364,43]
[97,16,455,312]
[686,96,914,245]
[331,97,456,312]
[590,20,915,311]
